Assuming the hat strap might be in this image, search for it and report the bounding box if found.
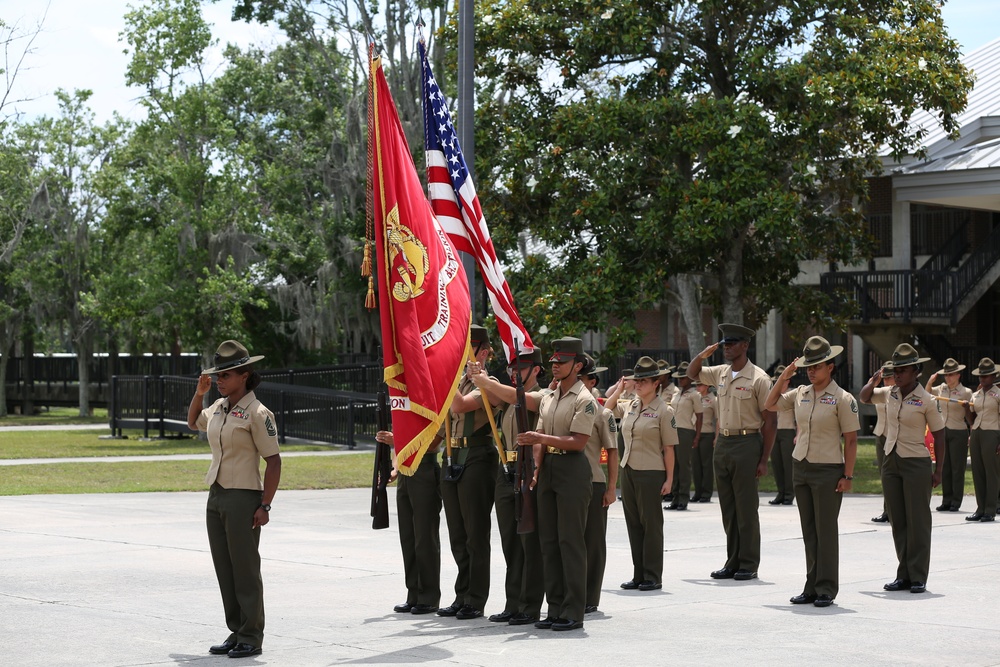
[214,355,250,372]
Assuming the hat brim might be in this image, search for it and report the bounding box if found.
[633,369,663,379]
[588,366,608,375]
[201,355,265,375]
[971,367,997,376]
[796,345,845,368]
[941,365,966,374]
[891,356,930,368]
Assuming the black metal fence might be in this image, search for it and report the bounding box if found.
[109,375,378,448]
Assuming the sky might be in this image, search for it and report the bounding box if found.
[1,0,998,125]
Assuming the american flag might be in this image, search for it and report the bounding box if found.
[419,40,534,362]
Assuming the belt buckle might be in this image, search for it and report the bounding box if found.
[506,450,518,462]
[451,437,465,449]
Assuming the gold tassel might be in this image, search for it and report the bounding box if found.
[365,276,376,310]
[361,241,372,278]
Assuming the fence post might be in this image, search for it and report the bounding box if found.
[347,400,355,450]
[142,375,151,439]
[279,391,287,445]
[109,375,118,437]
[158,376,166,439]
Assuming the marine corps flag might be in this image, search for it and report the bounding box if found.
[366,51,471,475]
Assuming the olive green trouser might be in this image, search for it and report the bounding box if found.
[693,432,714,499]
[882,450,933,584]
[495,467,544,617]
[537,452,592,621]
[715,434,763,572]
[440,444,497,611]
[671,428,696,505]
[771,429,796,500]
[206,483,265,648]
[585,481,608,607]
[940,427,969,509]
[398,453,441,607]
[621,465,666,584]
[969,429,1000,517]
[793,461,843,598]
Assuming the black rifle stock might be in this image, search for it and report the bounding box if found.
[513,339,536,534]
[371,386,391,530]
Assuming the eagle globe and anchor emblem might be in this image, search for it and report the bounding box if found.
[386,205,430,302]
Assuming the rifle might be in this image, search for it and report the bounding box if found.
[370,385,391,530]
[512,338,537,534]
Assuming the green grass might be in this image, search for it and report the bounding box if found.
[0,454,374,496]
[0,406,109,425]
[0,429,331,459]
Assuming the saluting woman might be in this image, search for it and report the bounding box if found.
[765,337,859,608]
[187,341,281,659]
[618,356,677,592]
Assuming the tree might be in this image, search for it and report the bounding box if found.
[472,0,973,357]
[16,90,124,416]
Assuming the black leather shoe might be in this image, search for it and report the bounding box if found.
[534,616,558,629]
[508,613,538,626]
[662,493,674,502]
[981,515,996,522]
[782,499,793,505]
[966,513,984,521]
[410,604,437,615]
[734,569,758,581]
[551,618,583,631]
[584,605,598,614]
[620,579,640,589]
[675,504,688,511]
[935,504,950,512]
[813,595,834,607]
[949,506,961,512]
[697,497,712,503]
[488,610,514,623]
[910,582,927,593]
[436,602,462,617]
[227,643,262,658]
[789,593,816,605]
[690,496,702,503]
[664,502,679,510]
[871,513,889,523]
[883,578,912,592]
[507,612,538,625]
[456,605,483,620]
[711,567,736,579]
[393,602,414,613]
[209,639,237,655]
[768,496,784,505]
[638,580,662,591]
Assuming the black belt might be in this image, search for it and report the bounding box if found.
[450,435,491,448]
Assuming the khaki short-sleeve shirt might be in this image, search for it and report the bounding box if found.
[620,395,678,470]
[584,406,617,483]
[671,387,703,430]
[697,363,772,431]
[970,386,1000,430]
[196,391,280,490]
[776,380,860,463]
[700,393,717,433]
[870,385,945,457]
[536,380,599,446]
[776,406,796,430]
[451,375,500,437]
[933,383,972,430]
[873,401,887,437]
[499,383,545,451]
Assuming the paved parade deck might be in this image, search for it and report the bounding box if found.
[3,487,998,666]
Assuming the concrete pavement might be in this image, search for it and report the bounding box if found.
[2,488,999,666]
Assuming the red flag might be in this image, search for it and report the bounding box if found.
[419,40,534,363]
[369,54,471,474]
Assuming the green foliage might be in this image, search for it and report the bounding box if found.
[472,0,973,333]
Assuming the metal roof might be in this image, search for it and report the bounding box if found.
[899,36,1000,159]
[896,136,1000,174]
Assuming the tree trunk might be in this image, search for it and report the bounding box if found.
[675,273,707,359]
[720,235,747,325]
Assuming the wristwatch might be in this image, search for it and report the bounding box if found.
[841,475,853,481]
[260,504,271,512]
